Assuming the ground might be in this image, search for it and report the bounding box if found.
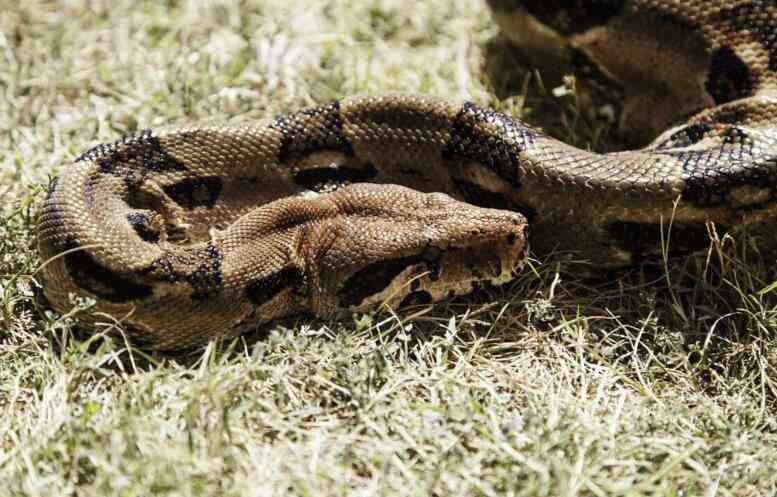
[2,0,777,495]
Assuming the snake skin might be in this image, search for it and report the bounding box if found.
[38,0,777,349]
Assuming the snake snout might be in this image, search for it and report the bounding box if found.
[307,184,529,317]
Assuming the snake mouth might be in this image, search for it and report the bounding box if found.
[336,226,528,312]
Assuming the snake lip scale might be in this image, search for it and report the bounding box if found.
[38,0,777,349]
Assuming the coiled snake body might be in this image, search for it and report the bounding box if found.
[38,0,777,349]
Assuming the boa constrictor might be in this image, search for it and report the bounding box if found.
[38,0,777,349]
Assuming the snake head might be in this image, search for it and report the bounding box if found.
[300,183,529,317]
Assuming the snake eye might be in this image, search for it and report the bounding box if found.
[421,245,441,262]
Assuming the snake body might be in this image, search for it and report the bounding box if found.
[38,0,777,349]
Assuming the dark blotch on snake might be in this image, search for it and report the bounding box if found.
[678,144,777,209]
[293,163,378,191]
[77,129,188,175]
[127,212,160,243]
[162,176,223,210]
[721,1,777,71]
[187,244,224,300]
[140,244,224,300]
[654,123,713,149]
[62,239,153,303]
[706,46,756,105]
[245,266,304,306]
[272,100,354,164]
[442,102,534,188]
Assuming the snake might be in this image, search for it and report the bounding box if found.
[37,0,777,350]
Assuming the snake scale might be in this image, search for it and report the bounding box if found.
[38,0,777,349]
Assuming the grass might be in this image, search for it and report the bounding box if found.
[2,0,777,495]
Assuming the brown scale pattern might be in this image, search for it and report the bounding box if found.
[38,0,777,349]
